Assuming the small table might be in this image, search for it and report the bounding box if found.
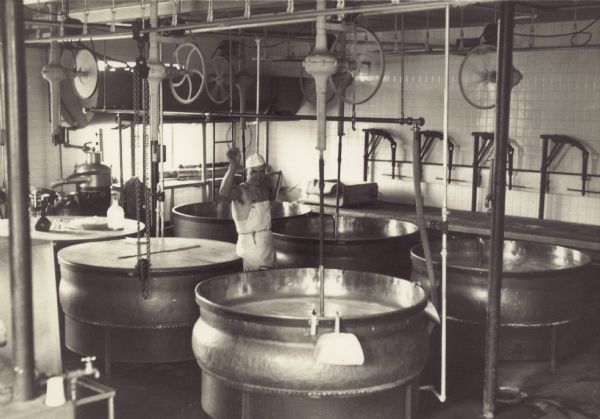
[0,216,142,243]
[0,216,145,372]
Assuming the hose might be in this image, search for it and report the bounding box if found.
[412,127,439,309]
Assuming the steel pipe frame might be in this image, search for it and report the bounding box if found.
[2,0,36,401]
[24,0,496,45]
[483,3,515,418]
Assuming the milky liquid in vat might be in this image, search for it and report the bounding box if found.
[231,296,399,317]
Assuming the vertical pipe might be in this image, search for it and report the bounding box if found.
[202,119,207,201]
[117,114,124,189]
[538,137,548,219]
[363,130,369,182]
[318,154,325,316]
[471,134,480,212]
[255,38,261,153]
[148,0,162,235]
[439,4,450,402]
[0,21,6,190]
[483,3,514,418]
[202,122,207,201]
[3,0,36,401]
[212,122,216,200]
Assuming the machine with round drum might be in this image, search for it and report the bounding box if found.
[272,215,419,278]
[59,237,241,363]
[173,201,312,243]
[192,267,429,419]
[410,238,593,361]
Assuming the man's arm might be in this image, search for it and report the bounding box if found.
[220,147,243,202]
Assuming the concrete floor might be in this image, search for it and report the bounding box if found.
[64,336,600,419]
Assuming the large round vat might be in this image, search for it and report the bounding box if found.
[173,201,312,243]
[193,268,429,419]
[59,237,241,363]
[410,239,592,361]
[272,215,419,278]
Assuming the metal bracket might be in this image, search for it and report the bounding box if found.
[363,128,397,181]
[470,132,515,212]
[538,134,589,219]
[417,130,455,184]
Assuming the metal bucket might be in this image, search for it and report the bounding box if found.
[59,237,241,363]
[173,201,313,243]
[272,215,419,278]
[410,239,593,361]
[193,268,429,419]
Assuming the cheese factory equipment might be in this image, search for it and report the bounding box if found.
[173,201,312,243]
[410,239,593,363]
[192,268,429,419]
[58,237,241,367]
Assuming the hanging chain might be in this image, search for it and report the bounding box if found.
[133,32,151,300]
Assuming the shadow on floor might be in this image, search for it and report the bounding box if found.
[63,337,600,419]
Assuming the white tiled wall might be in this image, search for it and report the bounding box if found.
[267,19,600,225]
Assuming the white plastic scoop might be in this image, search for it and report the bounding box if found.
[314,311,365,366]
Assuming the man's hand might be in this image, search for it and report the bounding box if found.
[227,147,241,167]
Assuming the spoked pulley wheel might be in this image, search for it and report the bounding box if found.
[206,56,232,105]
[168,42,206,105]
[328,24,385,105]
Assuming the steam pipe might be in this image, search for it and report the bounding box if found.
[25,0,495,45]
[85,107,425,126]
[3,0,36,401]
[148,0,165,236]
[483,3,515,418]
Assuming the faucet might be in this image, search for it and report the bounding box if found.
[64,356,100,400]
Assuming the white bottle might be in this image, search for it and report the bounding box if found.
[106,195,125,230]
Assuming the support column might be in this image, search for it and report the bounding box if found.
[483,3,515,418]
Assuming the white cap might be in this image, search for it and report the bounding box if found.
[245,153,266,169]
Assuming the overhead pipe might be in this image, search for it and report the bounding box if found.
[25,0,496,45]
[86,107,424,126]
[2,0,36,401]
[483,3,515,418]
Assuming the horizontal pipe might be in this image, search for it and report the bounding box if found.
[84,108,424,126]
[155,1,491,35]
[25,30,132,43]
[25,0,495,44]
[25,18,130,29]
[367,158,600,179]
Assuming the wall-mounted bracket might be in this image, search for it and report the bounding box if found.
[470,132,515,212]
[538,134,589,219]
[416,130,455,184]
[363,128,397,181]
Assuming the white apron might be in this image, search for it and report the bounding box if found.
[232,200,276,271]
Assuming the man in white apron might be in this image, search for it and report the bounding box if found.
[220,147,276,271]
